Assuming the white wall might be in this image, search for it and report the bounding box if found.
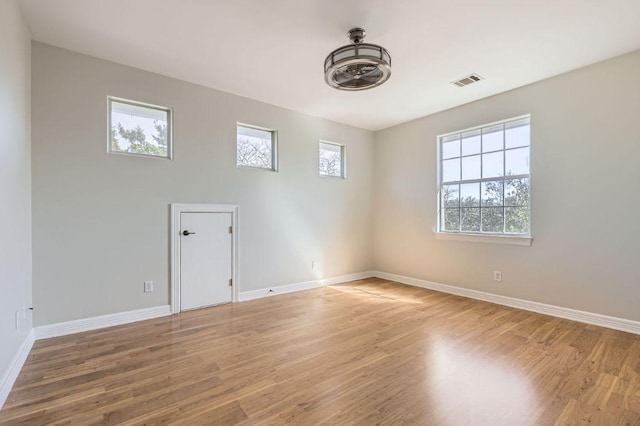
[374,50,640,321]
[0,0,32,380]
[31,43,374,326]
[30,39,640,327]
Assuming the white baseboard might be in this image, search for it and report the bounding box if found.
[239,271,375,302]
[35,273,376,339]
[0,329,35,410]
[373,271,640,335]
[34,305,172,340]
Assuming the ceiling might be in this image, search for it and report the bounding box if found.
[18,0,640,131]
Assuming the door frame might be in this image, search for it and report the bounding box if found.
[170,203,239,314]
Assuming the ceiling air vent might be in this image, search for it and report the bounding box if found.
[451,73,483,87]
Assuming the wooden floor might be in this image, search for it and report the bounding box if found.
[1,279,639,425]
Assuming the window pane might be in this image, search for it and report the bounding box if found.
[505,178,530,206]
[461,130,481,156]
[505,118,530,149]
[110,100,169,158]
[442,158,460,182]
[442,135,460,159]
[460,182,479,207]
[481,181,503,206]
[438,116,531,237]
[237,125,274,169]
[461,155,481,180]
[443,208,460,231]
[481,207,504,233]
[461,208,480,232]
[482,151,503,178]
[482,124,503,152]
[505,207,530,234]
[442,184,459,207]
[319,142,343,177]
[505,147,529,176]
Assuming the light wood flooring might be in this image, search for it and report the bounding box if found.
[1,278,639,425]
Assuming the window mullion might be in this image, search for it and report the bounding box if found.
[480,129,484,179]
[479,130,484,233]
[439,158,442,232]
[502,125,506,234]
[442,174,528,186]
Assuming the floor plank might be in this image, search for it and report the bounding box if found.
[1,278,639,425]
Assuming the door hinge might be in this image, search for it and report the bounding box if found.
[229,226,233,234]
[229,278,233,287]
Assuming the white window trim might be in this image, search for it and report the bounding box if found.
[319,140,346,179]
[435,114,532,245]
[435,232,532,246]
[107,96,173,160]
[236,122,278,172]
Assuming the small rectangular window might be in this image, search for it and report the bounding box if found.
[438,115,531,236]
[319,141,345,178]
[236,124,277,170]
[108,97,172,159]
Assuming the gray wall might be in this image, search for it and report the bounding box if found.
[30,41,640,327]
[373,50,640,321]
[0,0,32,379]
[32,43,374,326]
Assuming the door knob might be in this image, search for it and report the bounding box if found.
[182,230,196,236]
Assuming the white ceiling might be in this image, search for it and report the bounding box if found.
[18,0,640,131]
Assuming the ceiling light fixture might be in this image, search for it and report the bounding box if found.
[324,28,391,91]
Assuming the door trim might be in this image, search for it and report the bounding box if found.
[170,203,239,314]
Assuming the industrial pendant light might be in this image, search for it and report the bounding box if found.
[324,28,391,91]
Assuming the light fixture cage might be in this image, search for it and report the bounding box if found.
[324,28,391,91]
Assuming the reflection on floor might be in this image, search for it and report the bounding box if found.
[1,278,639,424]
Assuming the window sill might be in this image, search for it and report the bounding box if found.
[236,165,277,172]
[435,232,532,246]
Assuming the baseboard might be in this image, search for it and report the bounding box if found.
[35,273,377,338]
[373,271,640,335]
[0,329,35,410]
[34,305,172,340]
[239,271,375,302]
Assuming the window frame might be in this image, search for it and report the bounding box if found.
[319,140,346,179]
[107,96,173,160]
[436,115,532,245]
[236,122,278,172]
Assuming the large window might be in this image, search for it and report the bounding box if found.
[319,141,345,178]
[108,97,172,159]
[438,116,531,236]
[236,124,277,170]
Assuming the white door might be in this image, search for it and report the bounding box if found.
[180,212,233,311]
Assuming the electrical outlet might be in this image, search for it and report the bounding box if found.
[144,281,154,293]
[493,271,502,282]
[15,311,20,330]
[311,261,317,271]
